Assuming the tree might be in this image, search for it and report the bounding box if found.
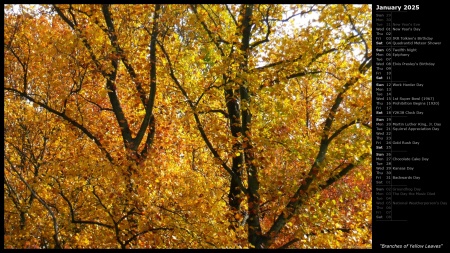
[4,4,372,249]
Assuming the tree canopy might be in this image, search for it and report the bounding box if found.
[4,4,372,249]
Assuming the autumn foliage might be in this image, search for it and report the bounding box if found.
[4,4,372,249]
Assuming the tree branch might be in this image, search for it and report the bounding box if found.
[189,4,227,57]
[263,60,371,246]
[101,5,148,108]
[269,5,320,23]
[321,153,370,190]
[198,109,229,118]
[4,87,114,163]
[158,40,248,195]
[133,4,161,151]
[123,227,173,246]
[250,5,272,49]
[225,4,238,26]
[53,177,113,229]
[8,160,62,249]
[54,4,134,151]
[278,238,300,249]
